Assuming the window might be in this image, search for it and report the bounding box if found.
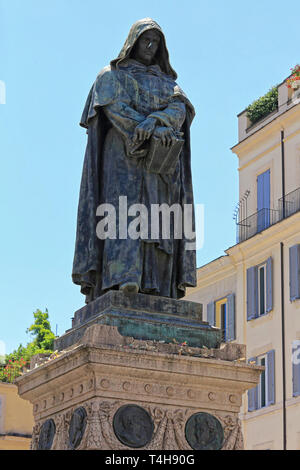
[215,298,227,342]
[258,263,267,316]
[247,257,273,320]
[257,355,268,408]
[207,294,235,342]
[220,302,226,340]
[248,350,275,411]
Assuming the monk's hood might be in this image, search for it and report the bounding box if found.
[110,18,177,80]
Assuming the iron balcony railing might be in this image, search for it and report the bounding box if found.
[278,186,300,219]
[236,208,281,243]
[235,186,300,243]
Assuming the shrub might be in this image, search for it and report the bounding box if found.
[0,357,27,383]
[246,86,278,125]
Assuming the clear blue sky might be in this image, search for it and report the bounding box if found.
[0,0,298,354]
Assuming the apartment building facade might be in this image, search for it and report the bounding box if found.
[0,382,33,450]
[185,75,300,450]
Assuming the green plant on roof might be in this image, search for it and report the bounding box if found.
[246,86,278,125]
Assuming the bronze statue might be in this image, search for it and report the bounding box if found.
[72,18,196,303]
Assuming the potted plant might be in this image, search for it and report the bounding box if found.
[286,65,300,103]
[286,65,300,89]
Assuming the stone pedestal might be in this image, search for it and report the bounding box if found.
[16,294,262,450]
[54,291,220,351]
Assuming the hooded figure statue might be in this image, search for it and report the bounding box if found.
[72,18,197,303]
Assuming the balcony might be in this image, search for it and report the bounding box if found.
[236,186,300,243]
[236,208,281,243]
[278,187,300,219]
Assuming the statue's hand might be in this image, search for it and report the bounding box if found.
[133,118,157,143]
[153,126,177,147]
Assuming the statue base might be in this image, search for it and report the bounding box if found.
[16,310,262,450]
[54,291,221,351]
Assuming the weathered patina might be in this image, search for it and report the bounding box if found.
[72,18,196,302]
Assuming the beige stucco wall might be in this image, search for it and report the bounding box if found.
[0,382,33,450]
[231,215,300,450]
[186,256,237,325]
[185,94,300,450]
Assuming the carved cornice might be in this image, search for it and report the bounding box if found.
[17,342,261,409]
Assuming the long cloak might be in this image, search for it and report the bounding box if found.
[72,18,197,303]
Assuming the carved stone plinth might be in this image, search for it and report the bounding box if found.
[54,291,221,351]
[16,324,262,450]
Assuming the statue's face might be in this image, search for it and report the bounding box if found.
[132,29,161,66]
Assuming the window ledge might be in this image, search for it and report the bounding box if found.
[287,393,300,405]
[248,312,273,324]
[243,402,279,420]
[290,298,300,308]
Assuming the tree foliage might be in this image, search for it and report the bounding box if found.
[26,309,55,351]
[0,309,55,383]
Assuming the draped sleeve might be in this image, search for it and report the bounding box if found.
[81,65,148,157]
[147,84,194,132]
[148,99,186,131]
[80,66,117,128]
[103,102,147,157]
[80,66,144,128]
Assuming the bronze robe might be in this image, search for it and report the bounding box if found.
[72,20,196,303]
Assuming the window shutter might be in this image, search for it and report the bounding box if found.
[207,301,215,326]
[257,172,264,233]
[257,170,270,231]
[247,266,258,320]
[266,257,273,313]
[257,173,264,212]
[226,293,236,341]
[289,245,300,301]
[292,340,300,397]
[267,349,275,406]
[263,170,270,209]
[248,357,258,411]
